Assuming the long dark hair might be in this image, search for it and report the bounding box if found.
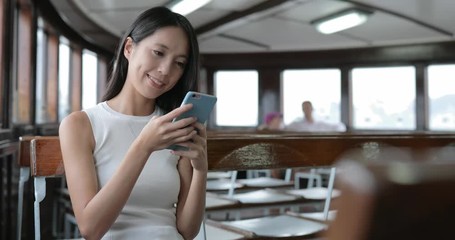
[102,7,199,113]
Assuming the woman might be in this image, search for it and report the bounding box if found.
[59,7,206,239]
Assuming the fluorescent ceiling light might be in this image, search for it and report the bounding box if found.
[312,9,372,34]
[169,0,212,16]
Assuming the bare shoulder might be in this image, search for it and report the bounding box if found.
[59,111,94,147]
[60,111,89,134]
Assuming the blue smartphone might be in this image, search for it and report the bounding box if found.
[167,91,217,151]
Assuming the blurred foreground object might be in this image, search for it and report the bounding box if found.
[326,155,455,240]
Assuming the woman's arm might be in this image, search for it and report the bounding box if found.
[60,111,153,239]
[60,105,197,240]
[174,122,208,239]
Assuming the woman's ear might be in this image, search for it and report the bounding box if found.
[124,37,134,60]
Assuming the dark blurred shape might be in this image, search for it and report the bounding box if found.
[325,158,455,240]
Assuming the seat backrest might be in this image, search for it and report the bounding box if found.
[30,136,63,177]
[325,159,455,240]
[18,136,35,167]
[29,136,63,240]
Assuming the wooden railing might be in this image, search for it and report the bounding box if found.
[18,132,455,179]
[206,132,455,171]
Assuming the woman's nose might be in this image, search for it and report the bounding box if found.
[158,61,172,75]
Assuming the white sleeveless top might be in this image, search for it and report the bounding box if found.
[83,102,184,240]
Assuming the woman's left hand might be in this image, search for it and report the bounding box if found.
[171,122,208,172]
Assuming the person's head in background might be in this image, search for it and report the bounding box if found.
[264,112,283,130]
[302,100,314,122]
[102,7,199,113]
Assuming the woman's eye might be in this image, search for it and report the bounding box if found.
[176,61,186,68]
[153,50,163,56]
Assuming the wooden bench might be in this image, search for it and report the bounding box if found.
[21,132,455,239]
[29,136,64,240]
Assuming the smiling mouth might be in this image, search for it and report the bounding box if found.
[147,74,165,88]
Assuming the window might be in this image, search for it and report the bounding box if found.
[35,22,59,124]
[35,26,47,124]
[58,40,71,121]
[215,70,258,126]
[352,66,416,130]
[282,69,342,125]
[82,50,98,109]
[427,64,455,131]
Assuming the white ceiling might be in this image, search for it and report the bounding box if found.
[50,0,455,54]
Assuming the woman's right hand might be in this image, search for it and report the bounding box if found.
[137,104,198,153]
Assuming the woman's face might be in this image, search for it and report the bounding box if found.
[124,26,189,100]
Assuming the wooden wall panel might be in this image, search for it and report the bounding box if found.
[46,34,58,122]
[97,56,108,102]
[70,47,82,112]
[15,6,32,123]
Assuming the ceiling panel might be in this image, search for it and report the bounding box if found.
[355,0,455,35]
[277,0,354,23]
[344,11,451,45]
[58,9,100,32]
[77,0,167,11]
[88,9,145,36]
[49,0,455,54]
[223,17,367,51]
[199,35,267,53]
[186,8,232,29]
[204,0,267,11]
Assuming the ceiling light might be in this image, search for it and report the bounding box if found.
[312,9,372,34]
[169,0,212,16]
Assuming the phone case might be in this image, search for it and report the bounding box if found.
[168,91,217,151]
[174,91,217,124]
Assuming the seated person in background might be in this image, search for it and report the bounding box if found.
[258,112,284,131]
[285,101,344,187]
[286,101,346,132]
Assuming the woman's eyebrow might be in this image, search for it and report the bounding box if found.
[155,43,188,58]
[155,43,169,50]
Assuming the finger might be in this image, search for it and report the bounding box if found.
[172,144,199,158]
[189,123,206,147]
[161,104,193,122]
[189,136,208,153]
[192,122,207,137]
[178,137,203,150]
[172,116,197,130]
[170,129,197,144]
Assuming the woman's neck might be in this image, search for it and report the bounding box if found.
[107,91,156,116]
